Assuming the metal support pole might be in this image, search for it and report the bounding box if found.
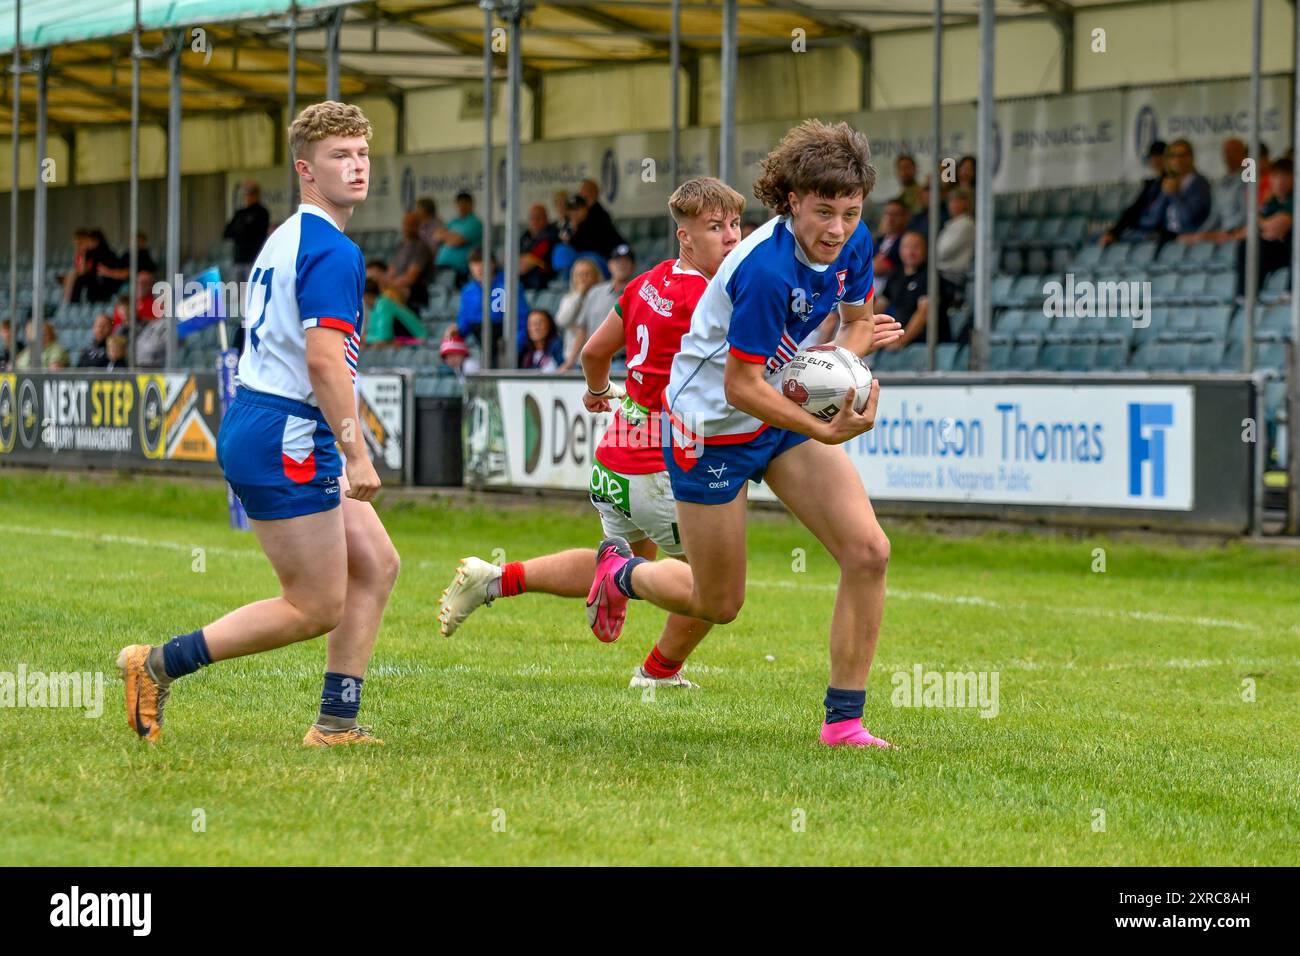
[287,2,298,208]
[30,49,46,369]
[1244,0,1262,375]
[504,3,523,370]
[481,1,495,367]
[1288,0,1300,533]
[166,31,181,370]
[669,0,681,252]
[926,0,942,373]
[972,0,995,371]
[718,0,737,185]
[128,4,141,368]
[325,7,343,102]
[9,0,20,343]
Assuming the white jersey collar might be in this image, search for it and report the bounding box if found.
[671,259,705,278]
[299,203,342,230]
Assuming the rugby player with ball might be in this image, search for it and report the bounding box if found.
[586,120,896,748]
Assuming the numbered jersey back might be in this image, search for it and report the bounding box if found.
[235,203,365,407]
[595,258,708,475]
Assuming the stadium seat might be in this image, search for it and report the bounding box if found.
[1153,241,1187,273]
[1038,336,1068,370]
[1151,273,1180,302]
[1070,188,1099,217]
[1000,247,1025,275]
[1250,305,1287,341]
[1261,268,1290,303]
[1205,271,1236,303]
[1181,241,1216,272]
[1094,334,1130,369]
[992,275,1016,307]
[1212,240,1241,269]
[1009,338,1041,370]
[1255,340,1287,372]
[935,343,958,371]
[987,335,1014,370]
[1197,305,1234,339]
[1062,335,1099,371]
[1071,243,1103,271]
[1186,339,1226,371]
[994,193,1020,219]
[1046,190,1072,218]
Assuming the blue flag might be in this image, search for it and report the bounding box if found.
[177,266,226,340]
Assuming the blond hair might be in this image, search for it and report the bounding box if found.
[288,101,373,161]
[668,176,746,225]
[753,120,876,216]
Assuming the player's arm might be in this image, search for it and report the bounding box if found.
[580,309,624,412]
[723,352,879,446]
[306,328,379,501]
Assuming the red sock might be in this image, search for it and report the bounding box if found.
[643,644,683,679]
[500,561,526,597]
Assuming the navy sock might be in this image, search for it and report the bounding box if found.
[160,630,212,680]
[613,557,648,599]
[824,686,866,725]
[320,671,363,720]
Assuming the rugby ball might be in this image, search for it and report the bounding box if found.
[773,345,872,422]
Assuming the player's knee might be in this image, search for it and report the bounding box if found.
[839,531,891,578]
[301,591,347,637]
[703,593,744,625]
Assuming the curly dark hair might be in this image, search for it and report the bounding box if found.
[753,120,876,215]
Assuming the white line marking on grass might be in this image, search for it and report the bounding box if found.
[748,579,1252,632]
[0,524,261,560]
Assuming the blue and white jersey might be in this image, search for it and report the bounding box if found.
[236,203,365,405]
[665,214,874,442]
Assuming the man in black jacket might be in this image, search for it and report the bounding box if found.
[1100,141,1166,247]
[223,181,270,282]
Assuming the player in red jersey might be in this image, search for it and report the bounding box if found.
[436,177,745,688]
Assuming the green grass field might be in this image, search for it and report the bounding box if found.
[1,470,1297,866]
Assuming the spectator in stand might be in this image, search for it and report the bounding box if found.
[67,228,119,304]
[16,319,70,369]
[110,266,163,333]
[518,308,564,371]
[904,175,948,244]
[455,248,530,364]
[104,333,128,372]
[873,198,909,296]
[878,232,957,350]
[552,190,570,227]
[1100,141,1167,247]
[363,278,427,347]
[1237,157,1294,295]
[895,154,924,216]
[561,193,626,261]
[555,256,603,371]
[519,203,559,291]
[562,244,633,371]
[366,259,388,285]
[1256,143,1273,209]
[415,197,444,261]
[223,181,270,283]
[439,327,478,380]
[1181,137,1249,244]
[387,210,435,312]
[433,191,484,284]
[97,231,157,286]
[577,178,620,241]
[741,220,760,239]
[1148,139,1211,239]
[78,312,113,368]
[936,187,976,281]
[957,155,977,191]
[0,319,12,369]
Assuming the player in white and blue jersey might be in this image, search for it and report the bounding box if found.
[116,102,400,747]
[586,120,899,748]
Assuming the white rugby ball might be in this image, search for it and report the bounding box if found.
[774,345,873,422]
